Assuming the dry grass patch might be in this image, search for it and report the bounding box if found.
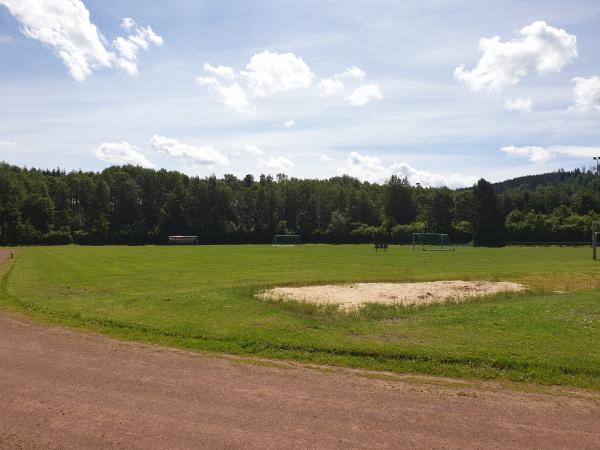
[259,280,526,311]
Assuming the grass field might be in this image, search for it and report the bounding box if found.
[1,245,600,389]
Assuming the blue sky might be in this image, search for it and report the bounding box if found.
[0,0,599,187]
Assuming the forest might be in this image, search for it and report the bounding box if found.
[0,162,599,246]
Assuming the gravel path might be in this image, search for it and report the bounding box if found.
[1,312,599,449]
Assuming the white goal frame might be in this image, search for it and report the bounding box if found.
[593,222,599,261]
[412,233,454,252]
[272,235,301,246]
[168,235,198,245]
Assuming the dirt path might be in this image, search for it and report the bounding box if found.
[0,249,12,266]
[1,313,599,449]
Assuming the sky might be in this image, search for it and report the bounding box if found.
[0,0,599,187]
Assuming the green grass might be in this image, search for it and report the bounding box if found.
[1,245,599,389]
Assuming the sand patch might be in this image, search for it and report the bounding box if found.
[259,280,526,311]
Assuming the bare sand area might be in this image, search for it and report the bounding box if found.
[260,280,526,311]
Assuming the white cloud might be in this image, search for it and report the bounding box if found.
[572,76,600,111]
[504,97,534,113]
[203,62,235,80]
[0,34,12,43]
[318,66,366,97]
[283,120,296,128]
[337,152,389,182]
[241,50,314,97]
[243,144,264,155]
[113,22,163,76]
[320,154,333,162]
[196,77,251,113]
[0,140,17,148]
[94,141,155,168]
[455,21,577,93]
[500,145,552,163]
[150,135,230,166]
[258,156,294,172]
[345,84,383,106]
[198,54,376,111]
[120,17,135,31]
[390,162,477,189]
[318,78,344,97]
[551,146,600,158]
[198,51,313,112]
[0,0,113,81]
[339,66,366,79]
[0,0,162,80]
[337,151,474,187]
[501,144,600,163]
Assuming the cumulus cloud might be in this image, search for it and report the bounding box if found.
[94,141,155,168]
[504,97,534,112]
[337,152,383,182]
[258,156,294,172]
[572,76,600,111]
[455,21,577,92]
[345,84,383,106]
[320,154,333,162]
[318,66,366,97]
[196,77,252,113]
[113,22,163,76]
[337,151,475,188]
[0,0,162,80]
[203,62,235,80]
[0,34,12,43]
[339,66,366,79]
[243,144,264,155]
[318,78,344,97]
[241,50,314,97]
[501,144,600,163]
[0,0,113,81]
[283,120,296,128]
[120,17,135,31]
[150,135,230,166]
[198,54,378,111]
[198,51,312,112]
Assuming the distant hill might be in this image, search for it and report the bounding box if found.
[492,168,597,193]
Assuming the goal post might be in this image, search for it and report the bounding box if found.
[412,233,454,252]
[272,234,301,246]
[168,235,198,245]
[593,222,599,261]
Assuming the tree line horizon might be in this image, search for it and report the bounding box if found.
[0,162,598,246]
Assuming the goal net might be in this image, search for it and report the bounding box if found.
[168,235,198,245]
[272,234,301,246]
[412,233,454,251]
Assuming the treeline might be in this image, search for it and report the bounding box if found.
[0,162,598,246]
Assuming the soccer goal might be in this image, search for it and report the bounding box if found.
[593,222,599,261]
[412,233,454,251]
[272,234,301,246]
[168,235,198,245]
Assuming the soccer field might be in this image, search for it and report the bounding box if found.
[1,245,599,388]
